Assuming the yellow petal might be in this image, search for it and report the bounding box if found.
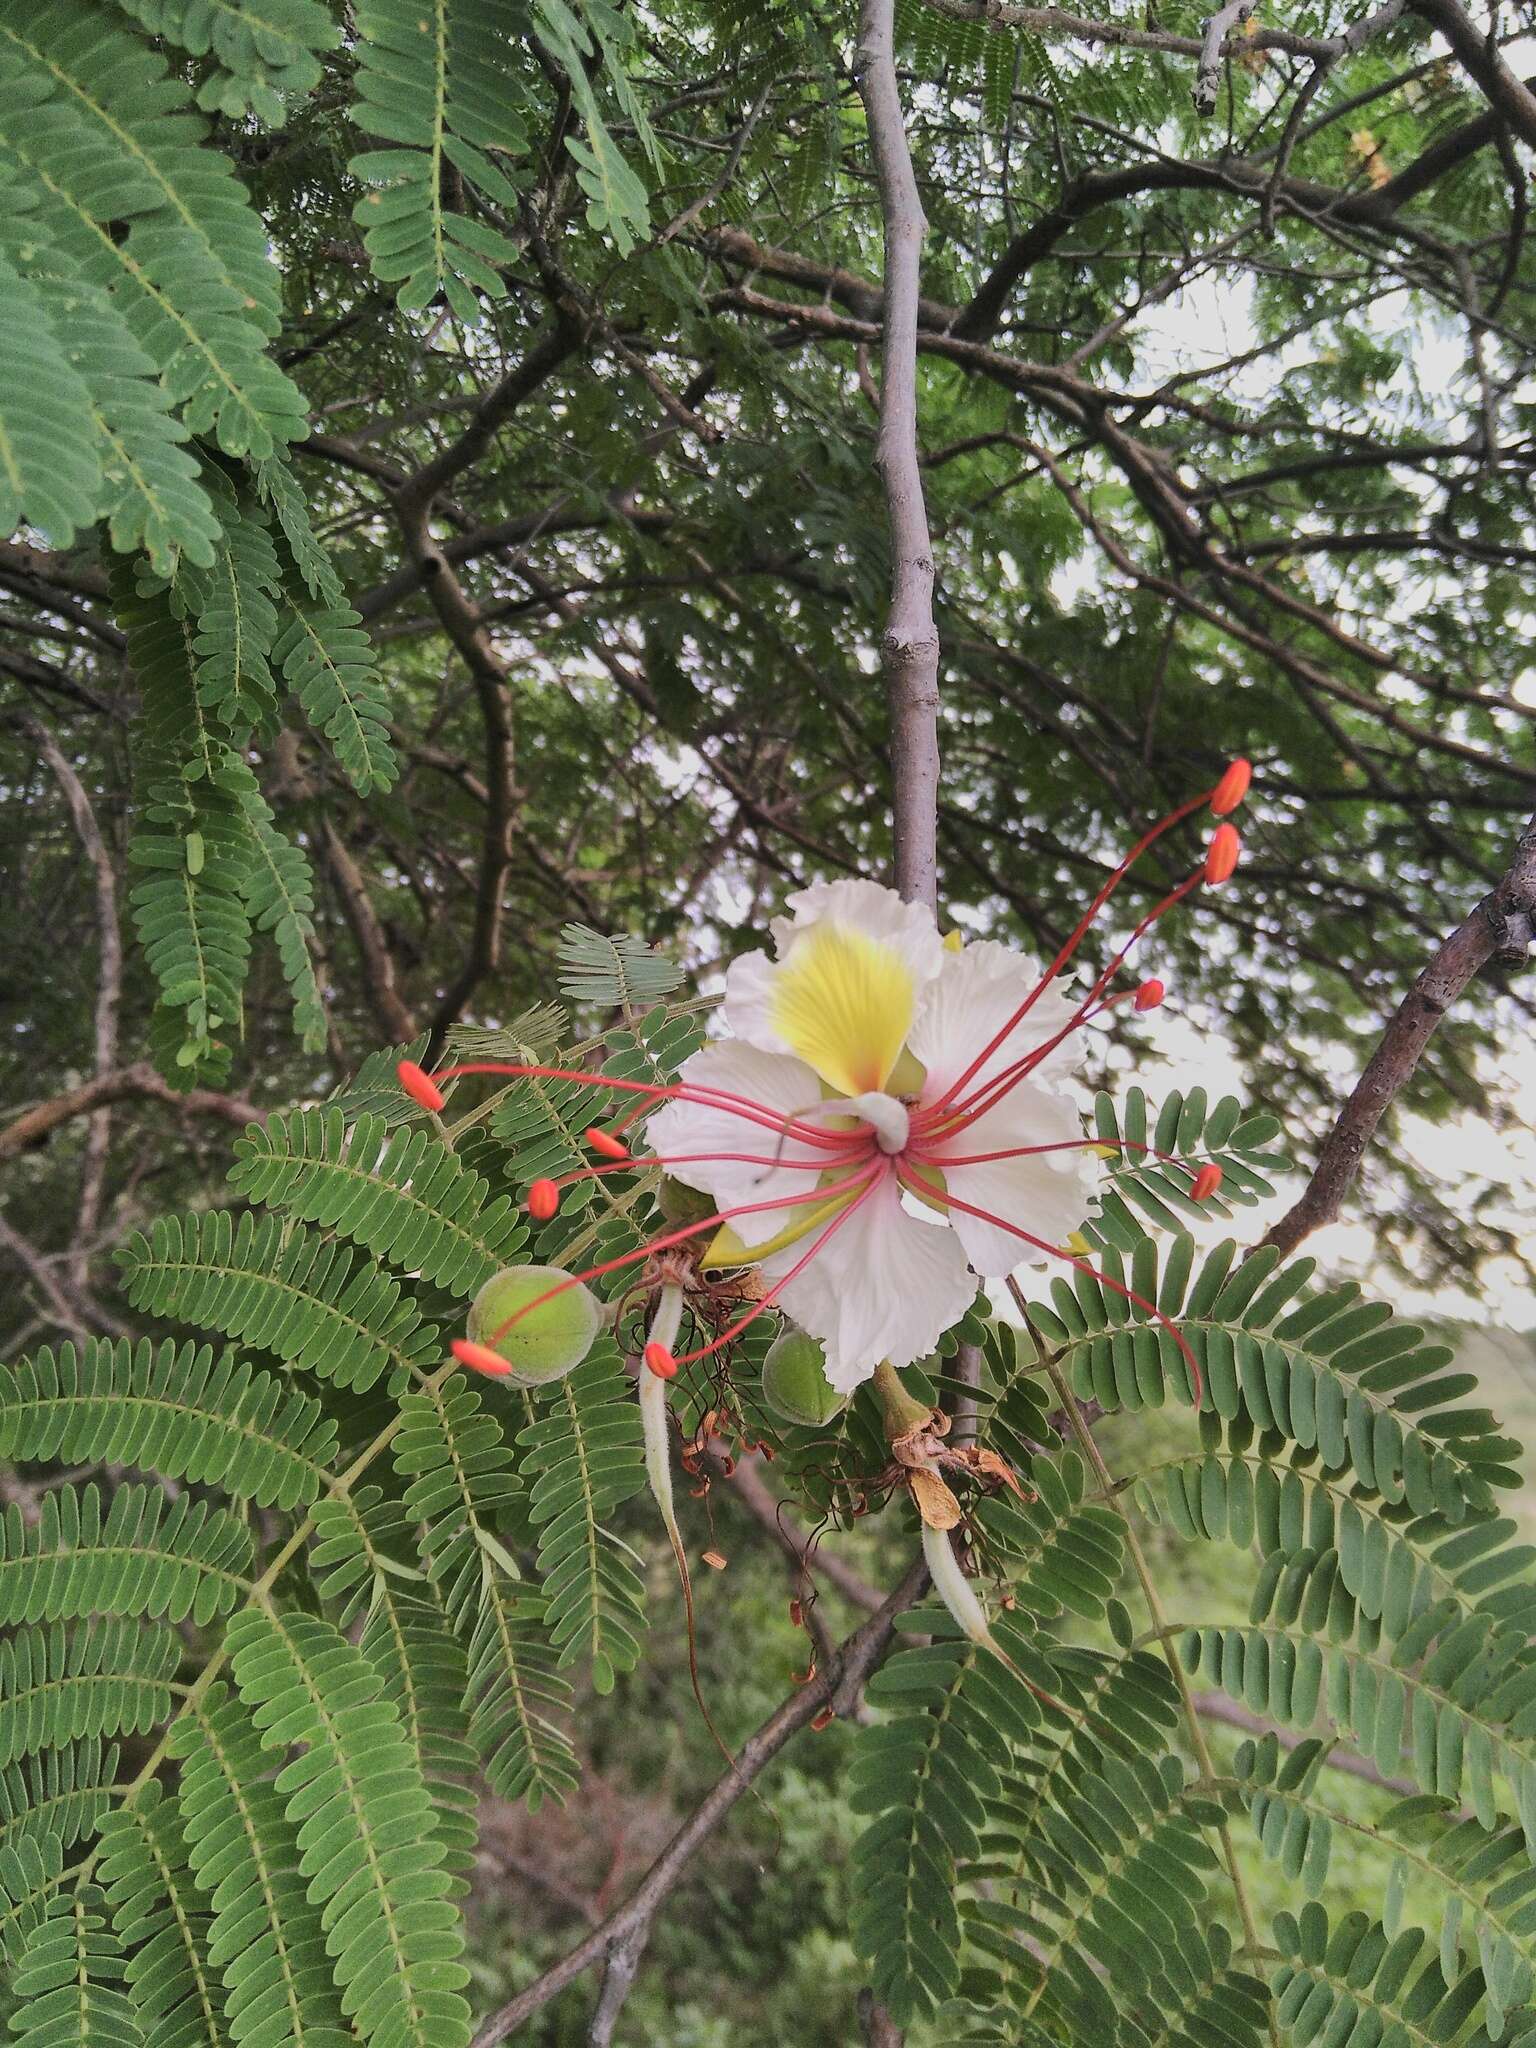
[769,923,917,1096]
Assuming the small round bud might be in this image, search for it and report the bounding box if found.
[1191,1163,1223,1201]
[397,1060,446,1112]
[761,1329,846,1428]
[1210,758,1252,817]
[643,1341,678,1379]
[586,1126,630,1161]
[1204,823,1241,885]
[465,1265,601,1387]
[527,1178,560,1221]
[1134,978,1165,1012]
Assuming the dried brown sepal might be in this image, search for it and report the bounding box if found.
[908,1466,963,1530]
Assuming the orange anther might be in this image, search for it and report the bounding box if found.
[702,1549,728,1571]
[810,1708,835,1731]
[789,1598,803,1628]
[1204,823,1241,884]
[526,1178,560,1221]
[397,1060,446,1112]
[587,1127,630,1161]
[1192,1163,1224,1201]
[1134,978,1165,1011]
[644,1341,678,1379]
[1210,758,1252,817]
[451,1338,511,1377]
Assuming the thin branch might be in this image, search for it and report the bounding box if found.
[1265,808,1536,1257]
[854,0,942,913]
[469,1556,928,2047]
[0,1063,260,1161]
[317,817,420,1044]
[1195,0,1255,118]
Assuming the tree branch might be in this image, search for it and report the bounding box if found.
[1265,808,1536,1257]
[468,1556,928,2047]
[855,0,942,914]
[0,1063,260,1161]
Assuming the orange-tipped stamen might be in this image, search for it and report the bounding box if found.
[644,1341,678,1379]
[587,1126,631,1161]
[666,1176,885,1370]
[929,871,1204,1133]
[427,1061,852,1149]
[899,1162,1204,1409]
[482,1162,882,1350]
[924,785,1215,1119]
[397,1060,447,1112]
[1192,1163,1223,1201]
[1134,977,1165,1011]
[1210,758,1252,817]
[452,1338,514,1378]
[1205,823,1241,884]
[527,1178,560,1221]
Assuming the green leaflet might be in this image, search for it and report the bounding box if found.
[0,1336,337,1510]
[116,1209,443,1392]
[225,1608,471,2048]
[97,1784,230,2048]
[0,0,307,457]
[0,1484,252,1629]
[0,1620,179,1769]
[169,1688,351,2048]
[230,1107,531,1297]
[9,1880,147,2048]
[107,0,335,126]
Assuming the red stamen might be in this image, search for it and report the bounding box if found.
[1204,824,1241,884]
[451,1338,513,1378]
[587,1126,630,1161]
[923,786,1215,1119]
[898,1162,1203,1408]
[483,1163,881,1349]
[527,1178,560,1221]
[644,1341,678,1379]
[397,1060,447,1113]
[1134,978,1165,1011]
[667,1175,886,1370]
[1192,1163,1223,1201]
[908,1135,1195,1172]
[928,872,1204,1133]
[1210,758,1252,817]
[429,1061,851,1149]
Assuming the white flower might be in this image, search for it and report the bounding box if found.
[647,883,1098,1391]
[415,763,1247,1397]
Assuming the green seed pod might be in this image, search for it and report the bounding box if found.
[466,1265,601,1387]
[761,1328,846,1428]
[655,1176,717,1228]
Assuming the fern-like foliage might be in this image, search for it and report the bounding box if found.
[107,0,337,126]
[555,923,686,1010]
[5,1030,1535,2047]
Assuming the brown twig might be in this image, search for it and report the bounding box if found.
[1264,809,1536,1257]
[468,1556,928,2047]
[0,1063,260,1161]
[318,818,420,1044]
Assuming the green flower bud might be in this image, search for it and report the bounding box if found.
[466,1265,601,1387]
[761,1328,846,1428]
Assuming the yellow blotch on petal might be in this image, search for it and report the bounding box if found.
[1066,1230,1094,1255]
[769,924,916,1097]
[943,928,965,953]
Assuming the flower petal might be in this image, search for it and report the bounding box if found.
[908,937,1086,1104]
[723,880,944,1096]
[645,1041,831,1250]
[761,1176,976,1392]
[920,1079,1095,1277]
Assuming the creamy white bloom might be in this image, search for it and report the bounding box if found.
[648,883,1098,1391]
